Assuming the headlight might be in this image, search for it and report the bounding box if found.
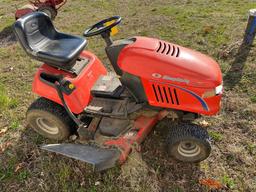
[203,84,223,98]
[215,84,223,95]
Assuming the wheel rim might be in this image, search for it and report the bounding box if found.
[177,141,201,158]
[36,117,59,135]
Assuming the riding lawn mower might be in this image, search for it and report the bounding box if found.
[15,0,67,20]
[13,12,223,171]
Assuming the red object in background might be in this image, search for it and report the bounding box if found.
[31,0,66,10]
[15,0,67,20]
[15,4,36,20]
[199,178,223,189]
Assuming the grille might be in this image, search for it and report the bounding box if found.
[156,41,180,57]
[152,84,180,105]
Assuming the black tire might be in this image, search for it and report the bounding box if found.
[38,6,57,20]
[167,123,211,163]
[26,97,75,141]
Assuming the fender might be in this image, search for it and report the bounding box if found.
[32,51,107,114]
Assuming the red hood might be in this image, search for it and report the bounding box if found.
[118,36,223,88]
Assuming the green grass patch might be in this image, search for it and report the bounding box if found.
[0,84,18,110]
[222,175,235,189]
[17,170,30,181]
[57,165,72,191]
[10,119,20,130]
[0,156,18,182]
[246,143,256,155]
[250,95,256,103]
[209,131,223,141]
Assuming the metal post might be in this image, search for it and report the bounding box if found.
[244,9,256,45]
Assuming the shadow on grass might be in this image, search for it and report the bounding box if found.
[0,121,205,191]
[0,25,16,48]
[224,38,252,89]
[0,126,122,191]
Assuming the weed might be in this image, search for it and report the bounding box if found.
[0,166,13,182]
[10,120,20,130]
[0,84,18,110]
[222,175,235,189]
[57,165,72,191]
[251,95,256,103]
[246,143,256,155]
[17,170,29,181]
[0,156,18,182]
[88,186,97,192]
[209,131,223,141]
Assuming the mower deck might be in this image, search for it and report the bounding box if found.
[41,111,168,171]
[41,144,120,171]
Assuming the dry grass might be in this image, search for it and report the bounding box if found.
[0,0,256,191]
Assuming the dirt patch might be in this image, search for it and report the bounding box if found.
[121,152,161,192]
[0,26,17,48]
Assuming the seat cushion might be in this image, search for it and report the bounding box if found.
[37,33,87,70]
[13,12,87,70]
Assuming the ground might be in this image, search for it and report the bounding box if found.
[0,0,256,191]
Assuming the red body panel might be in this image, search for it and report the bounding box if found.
[32,51,107,114]
[118,36,223,115]
[141,80,221,115]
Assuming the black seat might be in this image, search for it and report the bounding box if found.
[13,12,87,70]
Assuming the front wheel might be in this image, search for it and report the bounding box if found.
[167,123,211,163]
[26,97,75,141]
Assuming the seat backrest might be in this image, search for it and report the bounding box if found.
[13,12,57,55]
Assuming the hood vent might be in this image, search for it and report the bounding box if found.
[156,41,180,57]
[152,83,180,105]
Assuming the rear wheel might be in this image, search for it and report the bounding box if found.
[167,123,211,163]
[26,97,75,141]
[38,6,57,20]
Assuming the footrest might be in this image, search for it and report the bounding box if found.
[41,144,120,171]
[99,117,130,137]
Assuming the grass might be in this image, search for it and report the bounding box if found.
[0,155,18,182]
[10,120,20,130]
[222,175,236,189]
[245,142,256,155]
[251,95,256,103]
[0,0,256,191]
[209,131,223,142]
[0,84,18,110]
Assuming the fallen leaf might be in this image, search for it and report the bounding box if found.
[203,25,214,34]
[0,142,12,154]
[0,127,8,137]
[199,178,223,189]
[15,163,24,173]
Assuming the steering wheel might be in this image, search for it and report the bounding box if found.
[83,16,122,37]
